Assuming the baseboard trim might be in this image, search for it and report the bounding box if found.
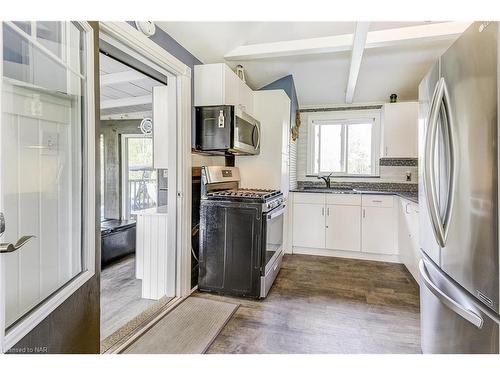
[292,246,401,263]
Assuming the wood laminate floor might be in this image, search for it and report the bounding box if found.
[196,254,421,354]
[100,255,171,340]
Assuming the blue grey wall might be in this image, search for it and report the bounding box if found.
[128,22,203,146]
[258,74,299,128]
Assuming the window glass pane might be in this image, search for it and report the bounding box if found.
[3,23,67,92]
[347,122,372,174]
[13,21,32,35]
[319,124,343,173]
[127,137,157,218]
[36,21,63,58]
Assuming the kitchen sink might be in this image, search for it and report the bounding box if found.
[301,186,355,193]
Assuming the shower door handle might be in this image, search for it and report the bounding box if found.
[0,235,36,254]
[0,212,5,237]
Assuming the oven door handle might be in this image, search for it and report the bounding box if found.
[267,205,286,220]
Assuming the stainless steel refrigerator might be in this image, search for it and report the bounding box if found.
[418,21,500,354]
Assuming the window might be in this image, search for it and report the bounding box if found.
[308,110,381,176]
[122,135,157,220]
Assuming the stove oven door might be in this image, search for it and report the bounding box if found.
[264,205,285,271]
[260,205,285,297]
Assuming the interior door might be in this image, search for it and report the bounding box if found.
[0,21,95,352]
[439,22,499,313]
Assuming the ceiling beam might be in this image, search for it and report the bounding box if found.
[345,22,370,104]
[224,22,471,61]
[100,95,152,109]
[101,110,152,121]
[100,70,147,86]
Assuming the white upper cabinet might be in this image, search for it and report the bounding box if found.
[153,85,169,169]
[236,90,290,194]
[381,102,418,158]
[194,63,254,116]
[237,77,254,115]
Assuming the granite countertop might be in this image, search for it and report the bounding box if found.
[290,188,418,204]
[134,205,168,216]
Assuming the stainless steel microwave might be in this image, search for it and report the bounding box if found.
[195,105,261,155]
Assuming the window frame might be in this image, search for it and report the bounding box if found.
[306,109,381,177]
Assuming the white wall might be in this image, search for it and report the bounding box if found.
[191,153,226,167]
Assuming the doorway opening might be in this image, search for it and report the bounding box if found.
[98,50,174,350]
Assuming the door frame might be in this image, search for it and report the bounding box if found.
[98,21,192,304]
[0,21,96,352]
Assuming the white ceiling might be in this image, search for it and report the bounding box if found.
[99,53,163,119]
[156,22,462,106]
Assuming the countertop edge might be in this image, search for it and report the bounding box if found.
[290,189,418,204]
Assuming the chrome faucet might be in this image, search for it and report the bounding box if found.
[317,172,333,188]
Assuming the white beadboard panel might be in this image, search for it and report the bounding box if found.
[289,138,298,190]
[296,111,418,184]
[18,115,42,316]
[136,214,144,280]
[136,212,174,300]
[2,84,83,328]
[3,113,21,325]
[297,112,311,182]
[39,120,60,296]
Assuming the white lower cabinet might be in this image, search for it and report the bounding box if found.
[361,206,396,254]
[292,192,399,258]
[398,199,420,282]
[325,204,361,252]
[292,203,325,249]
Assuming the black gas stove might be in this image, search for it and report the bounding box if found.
[198,166,285,299]
[207,188,280,200]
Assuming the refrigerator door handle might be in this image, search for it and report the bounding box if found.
[419,259,484,329]
[423,80,446,247]
[439,78,457,246]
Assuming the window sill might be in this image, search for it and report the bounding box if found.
[306,174,381,179]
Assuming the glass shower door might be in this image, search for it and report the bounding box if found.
[0,21,94,351]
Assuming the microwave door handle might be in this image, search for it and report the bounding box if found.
[254,123,261,150]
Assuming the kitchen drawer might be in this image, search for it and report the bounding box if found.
[326,194,361,206]
[362,194,394,208]
[293,192,325,205]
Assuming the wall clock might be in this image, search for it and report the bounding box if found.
[135,21,156,37]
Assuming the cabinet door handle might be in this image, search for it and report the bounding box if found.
[322,207,325,216]
[385,146,388,156]
[362,209,366,218]
[327,207,330,216]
